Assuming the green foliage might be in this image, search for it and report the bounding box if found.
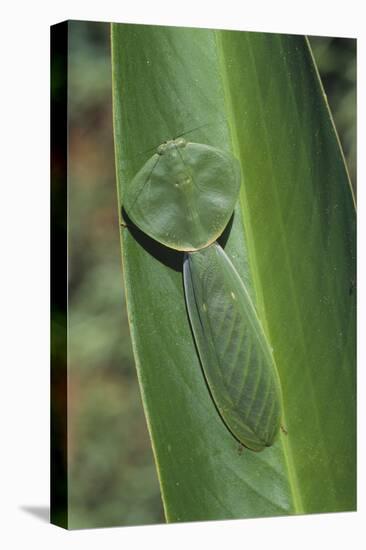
[66,21,163,528]
[112,24,356,522]
[57,20,356,529]
[309,36,356,187]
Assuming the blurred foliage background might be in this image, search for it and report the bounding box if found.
[67,21,163,528]
[310,36,356,188]
[64,21,356,529]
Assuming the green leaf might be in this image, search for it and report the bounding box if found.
[111,24,356,521]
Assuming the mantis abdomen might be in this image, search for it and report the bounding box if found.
[184,242,282,451]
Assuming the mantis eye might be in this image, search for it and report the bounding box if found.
[175,138,187,148]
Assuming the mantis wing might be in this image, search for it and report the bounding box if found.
[183,243,282,451]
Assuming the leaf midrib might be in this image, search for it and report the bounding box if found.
[214,29,305,515]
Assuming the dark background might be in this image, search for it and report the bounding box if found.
[64,21,356,528]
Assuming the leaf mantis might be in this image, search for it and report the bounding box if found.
[123,137,283,451]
